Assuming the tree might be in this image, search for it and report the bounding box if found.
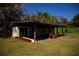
[72,14,79,27]
[36,12,52,24]
[0,3,24,37]
[50,16,56,24]
[0,3,23,21]
[57,16,68,25]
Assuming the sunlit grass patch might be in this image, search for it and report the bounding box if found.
[0,35,79,56]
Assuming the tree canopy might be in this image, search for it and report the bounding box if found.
[0,3,24,36]
[0,3,23,21]
[71,14,79,27]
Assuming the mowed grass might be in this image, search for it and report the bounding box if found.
[0,28,79,56]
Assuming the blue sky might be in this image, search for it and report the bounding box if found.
[23,3,79,21]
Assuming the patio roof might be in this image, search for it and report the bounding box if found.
[12,21,67,28]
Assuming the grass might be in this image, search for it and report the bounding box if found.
[69,27,79,34]
[0,28,79,56]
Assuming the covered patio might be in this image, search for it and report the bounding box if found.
[12,21,68,41]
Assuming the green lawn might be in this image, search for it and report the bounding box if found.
[0,28,79,56]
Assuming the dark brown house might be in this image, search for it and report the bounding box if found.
[12,21,67,41]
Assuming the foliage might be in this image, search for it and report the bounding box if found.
[0,3,23,21]
[71,14,79,27]
[24,12,63,24]
[0,3,23,36]
[57,16,68,25]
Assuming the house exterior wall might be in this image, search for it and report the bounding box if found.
[26,27,33,38]
[36,28,49,39]
[17,26,33,38]
[12,26,20,37]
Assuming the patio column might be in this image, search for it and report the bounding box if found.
[52,27,55,38]
[56,26,58,35]
[61,26,64,35]
[52,27,55,35]
[49,26,53,39]
[24,27,25,37]
[65,26,68,32]
[33,23,36,40]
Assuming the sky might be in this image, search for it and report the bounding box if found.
[23,3,79,21]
